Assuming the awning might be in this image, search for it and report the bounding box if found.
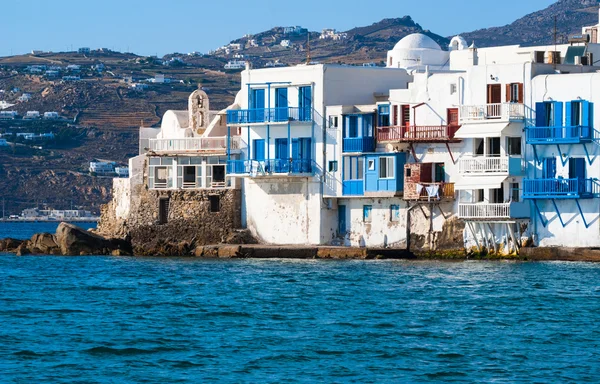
[454,122,510,138]
[455,175,508,190]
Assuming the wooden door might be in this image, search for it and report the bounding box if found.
[392,105,399,126]
[487,84,502,104]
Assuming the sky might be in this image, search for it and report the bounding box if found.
[0,0,557,57]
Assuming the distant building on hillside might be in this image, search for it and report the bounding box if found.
[78,47,91,54]
[283,26,306,35]
[320,29,348,41]
[224,60,246,70]
[43,112,59,119]
[90,161,116,175]
[18,93,31,102]
[62,76,81,82]
[0,139,9,147]
[0,111,18,120]
[280,40,291,48]
[24,111,40,119]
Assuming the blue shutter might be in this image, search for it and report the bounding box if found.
[582,100,591,139]
[535,102,546,127]
[553,102,563,127]
[253,139,265,161]
[553,102,563,140]
[543,158,556,179]
[275,88,288,121]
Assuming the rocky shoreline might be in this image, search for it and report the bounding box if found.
[2,223,600,262]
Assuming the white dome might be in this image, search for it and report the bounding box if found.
[393,33,441,51]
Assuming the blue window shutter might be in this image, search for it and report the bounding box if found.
[253,139,265,161]
[292,138,299,159]
[543,158,556,179]
[554,102,563,127]
[535,102,546,127]
[565,102,573,126]
[582,100,590,127]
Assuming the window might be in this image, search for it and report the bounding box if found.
[379,157,395,179]
[507,137,522,156]
[474,139,484,156]
[343,156,364,181]
[405,168,412,178]
[488,137,501,156]
[177,157,203,189]
[511,182,520,202]
[476,190,484,203]
[329,115,339,128]
[378,104,390,127]
[401,105,410,127]
[390,205,400,222]
[368,159,375,171]
[434,163,445,182]
[450,83,457,95]
[491,185,504,203]
[363,205,372,223]
[508,83,523,103]
[149,157,174,189]
[328,161,338,172]
[347,116,358,138]
[209,195,220,213]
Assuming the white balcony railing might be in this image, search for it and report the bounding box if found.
[459,156,508,174]
[459,103,525,123]
[458,203,511,219]
[149,136,242,152]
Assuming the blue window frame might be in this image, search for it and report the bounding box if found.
[275,88,289,121]
[343,156,364,181]
[378,104,390,127]
[363,205,372,222]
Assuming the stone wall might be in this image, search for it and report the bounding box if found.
[127,188,242,255]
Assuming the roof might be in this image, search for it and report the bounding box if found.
[393,33,442,51]
[166,110,189,129]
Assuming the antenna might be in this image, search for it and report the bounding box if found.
[306,32,311,65]
[554,15,557,70]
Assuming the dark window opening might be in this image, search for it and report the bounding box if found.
[328,161,338,172]
[507,137,522,156]
[209,195,220,213]
[405,168,412,178]
[213,165,225,183]
[159,198,170,224]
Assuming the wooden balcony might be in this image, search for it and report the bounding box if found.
[404,182,455,201]
[377,125,460,143]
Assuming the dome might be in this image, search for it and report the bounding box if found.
[393,33,442,51]
[449,35,468,51]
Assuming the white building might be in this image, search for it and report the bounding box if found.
[90,162,116,175]
[44,112,59,119]
[280,40,291,48]
[224,60,246,70]
[18,93,31,102]
[0,111,18,119]
[25,111,40,119]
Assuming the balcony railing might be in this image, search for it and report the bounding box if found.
[523,178,596,199]
[226,107,312,125]
[227,159,313,176]
[460,156,508,174]
[342,137,375,153]
[149,137,242,152]
[525,126,593,144]
[404,182,455,201]
[342,180,364,196]
[377,125,459,143]
[459,103,525,122]
[458,203,511,219]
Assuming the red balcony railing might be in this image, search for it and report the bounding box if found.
[377,125,460,143]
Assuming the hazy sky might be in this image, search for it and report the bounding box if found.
[0,0,557,57]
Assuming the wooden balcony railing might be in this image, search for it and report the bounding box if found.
[404,182,455,201]
[377,125,460,143]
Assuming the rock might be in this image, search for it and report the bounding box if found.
[29,233,59,254]
[55,222,132,256]
[16,243,30,256]
[0,238,24,252]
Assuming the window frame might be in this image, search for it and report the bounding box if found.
[363,205,372,223]
[379,156,395,179]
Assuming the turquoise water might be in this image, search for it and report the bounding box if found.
[1,254,600,383]
[0,222,97,240]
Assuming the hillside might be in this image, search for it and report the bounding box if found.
[459,0,600,47]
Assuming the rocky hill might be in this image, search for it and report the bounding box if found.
[459,0,600,47]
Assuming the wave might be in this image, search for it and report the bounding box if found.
[83,346,180,356]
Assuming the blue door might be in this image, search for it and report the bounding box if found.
[542,158,556,179]
[292,138,311,173]
[253,139,265,161]
[251,89,265,122]
[274,138,289,172]
[275,88,288,122]
[338,205,347,236]
[298,86,312,121]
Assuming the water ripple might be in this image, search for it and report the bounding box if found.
[1,256,600,382]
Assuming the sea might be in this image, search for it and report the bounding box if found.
[1,223,600,383]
